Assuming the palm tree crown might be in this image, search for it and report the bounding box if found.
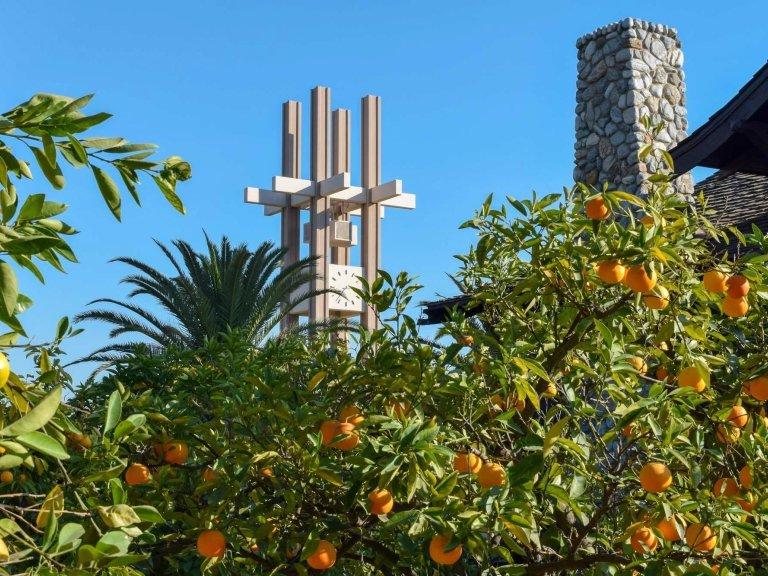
[76,235,318,361]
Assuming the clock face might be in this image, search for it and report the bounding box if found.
[328,265,363,312]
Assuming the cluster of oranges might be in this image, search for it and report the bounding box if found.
[453,452,507,490]
[595,259,668,309]
[320,404,364,451]
[703,269,751,318]
[124,440,189,487]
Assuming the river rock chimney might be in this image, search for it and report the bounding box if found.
[574,18,694,196]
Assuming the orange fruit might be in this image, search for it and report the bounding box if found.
[703,270,728,293]
[713,477,739,498]
[642,285,669,310]
[622,423,636,439]
[339,405,364,426]
[368,489,394,515]
[737,492,757,511]
[453,452,482,474]
[306,540,336,570]
[0,352,10,388]
[630,526,658,554]
[0,471,13,484]
[477,462,506,488]
[152,442,166,458]
[640,214,654,227]
[625,265,657,293]
[68,433,92,450]
[678,366,706,392]
[332,422,359,451]
[197,530,226,558]
[656,517,681,541]
[261,467,274,478]
[125,463,151,486]
[459,335,474,346]
[428,534,463,565]
[628,356,648,374]
[722,296,748,318]
[542,382,557,398]
[597,261,626,284]
[685,523,716,552]
[726,275,750,298]
[739,464,753,489]
[716,424,740,444]
[163,441,189,465]
[320,420,339,446]
[727,405,749,428]
[656,366,669,381]
[490,394,525,412]
[639,462,672,493]
[202,467,219,482]
[746,376,768,401]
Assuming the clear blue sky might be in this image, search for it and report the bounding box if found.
[5,0,768,381]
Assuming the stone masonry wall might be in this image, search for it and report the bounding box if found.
[574,18,694,197]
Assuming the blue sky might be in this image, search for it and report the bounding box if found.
[5,0,768,381]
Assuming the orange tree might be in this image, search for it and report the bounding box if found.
[0,93,189,573]
[75,159,768,574]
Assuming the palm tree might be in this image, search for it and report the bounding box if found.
[75,234,320,361]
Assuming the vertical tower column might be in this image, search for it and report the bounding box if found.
[574,18,693,197]
[331,109,351,266]
[280,100,301,331]
[361,95,381,331]
[309,87,331,323]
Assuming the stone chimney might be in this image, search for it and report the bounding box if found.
[574,18,693,196]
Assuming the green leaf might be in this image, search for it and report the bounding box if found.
[0,454,24,469]
[36,485,64,528]
[0,386,61,436]
[66,135,88,164]
[0,261,19,318]
[81,462,126,484]
[112,413,146,439]
[544,416,570,456]
[153,175,185,214]
[42,134,57,166]
[132,505,164,524]
[92,166,121,220]
[97,505,141,528]
[31,147,65,189]
[16,431,69,459]
[104,390,122,435]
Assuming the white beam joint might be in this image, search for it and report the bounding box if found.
[369,179,402,203]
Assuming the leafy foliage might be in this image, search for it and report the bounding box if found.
[75,235,319,364]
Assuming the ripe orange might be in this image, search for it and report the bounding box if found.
[625,265,657,293]
[685,523,716,552]
[678,366,706,392]
[320,420,339,446]
[125,463,151,486]
[713,477,739,498]
[656,366,669,381]
[453,452,482,474]
[459,335,474,346]
[477,462,506,488]
[306,540,336,570]
[585,197,610,220]
[0,352,9,388]
[628,356,648,374]
[0,471,13,484]
[261,467,274,478]
[639,462,672,493]
[737,492,757,512]
[368,488,394,515]
[722,296,748,318]
[715,424,741,444]
[656,517,681,541]
[739,464,753,489]
[197,530,226,558]
[622,423,636,439]
[163,441,189,465]
[746,376,768,401]
[490,394,525,413]
[726,275,750,298]
[727,405,749,428]
[68,433,92,450]
[542,382,557,398]
[642,285,669,310]
[630,526,658,554]
[202,467,219,482]
[339,405,364,426]
[332,422,359,451]
[640,214,654,227]
[597,260,626,284]
[428,534,463,565]
[702,270,728,293]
